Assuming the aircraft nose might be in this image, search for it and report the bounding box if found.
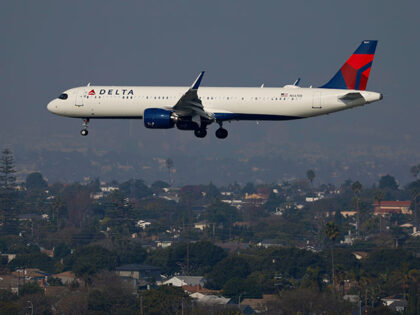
[47,100,57,113]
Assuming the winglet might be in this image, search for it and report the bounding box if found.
[293,78,301,86]
[191,71,205,90]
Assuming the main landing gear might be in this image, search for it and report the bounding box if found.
[215,122,228,139]
[194,128,207,138]
[81,118,89,136]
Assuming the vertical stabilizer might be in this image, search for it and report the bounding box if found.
[321,40,377,90]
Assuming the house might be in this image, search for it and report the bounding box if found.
[257,239,283,248]
[388,300,408,313]
[194,221,210,231]
[163,276,205,287]
[116,264,161,283]
[182,284,219,295]
[0,253,16,263]
[382,296,407,313]
[411,226,420,237]
[241,294,278,313]
[373,201,412,216]
[245,193,269,200]
[53,271,77,285]
[156,240,172,248]
[136,220,151,229]
[12,268,50,283]
[352,251,368,260]
[40,247,54,258]
[340,211,357,218]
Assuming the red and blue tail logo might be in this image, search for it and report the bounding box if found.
[321,40,377,90]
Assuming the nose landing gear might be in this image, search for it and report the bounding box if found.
[81,118,89,136]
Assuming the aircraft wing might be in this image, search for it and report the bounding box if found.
[339,92,364,101]
[172,72,214,120]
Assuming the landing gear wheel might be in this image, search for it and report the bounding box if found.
[80,118,89,136]
[215,128,228,139]
[194,128,207,138]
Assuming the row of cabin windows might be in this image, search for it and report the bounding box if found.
[84,95,296,101]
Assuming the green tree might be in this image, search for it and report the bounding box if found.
[352,181,362,237]
[379,175,399,190]
[9,252,55,273]
[410,164,420,179]
[0,148,17,220]
[166,158,174,185]
[209,256,250,289]
[19,282,44,296]
[68,245,118,276]
[306,169,316,186]
[119,179,152,200]
[25,172,48,191]
[141,286,188,315]
[325,222,339,291]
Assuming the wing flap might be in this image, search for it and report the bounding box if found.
[172,71,214,121]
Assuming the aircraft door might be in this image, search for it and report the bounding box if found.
[312,92,322,109]
[75,90,85,107]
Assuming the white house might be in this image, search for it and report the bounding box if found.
[163,276,205,287]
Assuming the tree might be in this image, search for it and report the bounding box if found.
[410,164,420,179]
[119,179,152,200]
[141,286,188,315]
[325,222,339,291]
[166,158,174,185]
[68,245,118,276]
[306,170,316,186]
[25,172,48,191]
[352,181,362,237]
[209,256,250,289]
[0,149,17,219]
[379,175,399,190]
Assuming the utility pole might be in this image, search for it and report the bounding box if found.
[140,295,143,315]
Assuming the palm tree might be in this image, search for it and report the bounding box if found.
[352,181,362,237]
[306,169,315,187]
[166,158,174,185]
[325,222,339,291]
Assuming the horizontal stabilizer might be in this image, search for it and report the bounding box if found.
[339,92,364,101]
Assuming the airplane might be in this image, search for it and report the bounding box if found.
[47,40,382,139]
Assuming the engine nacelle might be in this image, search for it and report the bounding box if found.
[143,108,175,129]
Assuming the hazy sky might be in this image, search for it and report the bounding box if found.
[0,1,419,168]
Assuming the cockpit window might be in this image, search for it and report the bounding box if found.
[58,93,68,100]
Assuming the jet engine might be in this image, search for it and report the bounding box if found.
[143,108,175,129]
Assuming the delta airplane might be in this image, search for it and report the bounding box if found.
[47,40,382,139]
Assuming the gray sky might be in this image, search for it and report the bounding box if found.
[0,1,419,181]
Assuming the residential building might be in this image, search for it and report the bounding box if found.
[373,201,412,216]
[116,264,161,283]
[53,271,78,285]
[163,276,205,287]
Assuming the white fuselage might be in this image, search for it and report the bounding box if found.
[47,85,382,121]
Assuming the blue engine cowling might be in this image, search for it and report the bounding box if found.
[143,108,175,129]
